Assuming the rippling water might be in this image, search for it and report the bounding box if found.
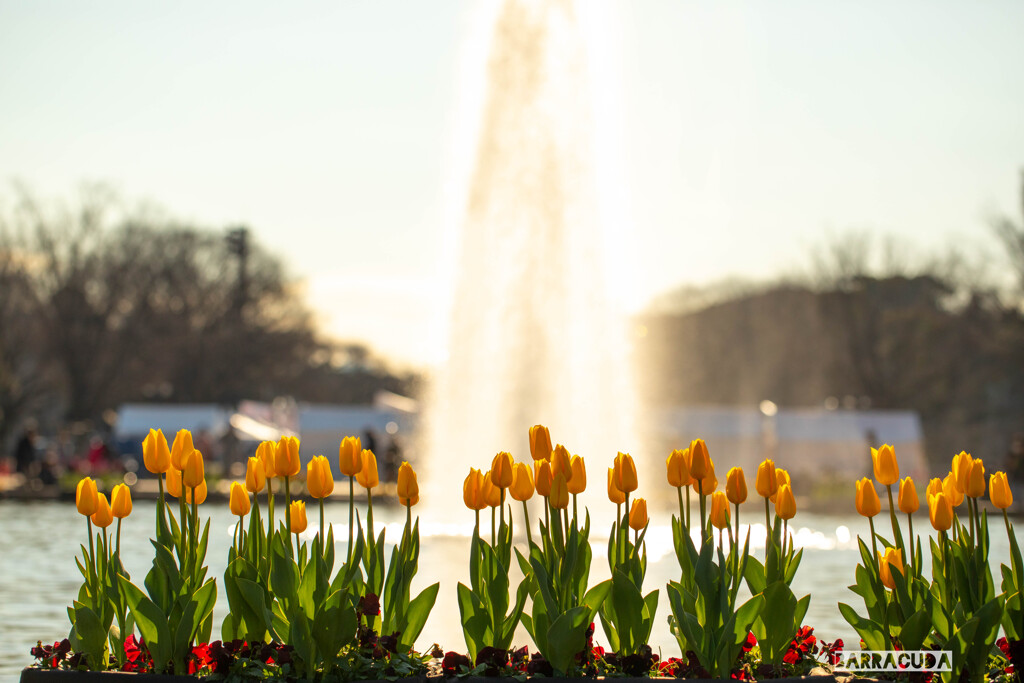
[0,500,1014,681]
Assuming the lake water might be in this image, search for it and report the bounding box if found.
[0,499,1015,681]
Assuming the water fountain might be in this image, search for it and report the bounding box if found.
[423,0,636,513]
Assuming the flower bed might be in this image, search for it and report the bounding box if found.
[25,427,1024,682]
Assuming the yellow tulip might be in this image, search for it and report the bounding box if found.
[855,478,880,517]
[529,424,553,462]
[667,448,692,487]
[607,467,626,505]
[256,440,277,478]
[170,429,194,470]
[549,473,569,510]
[306,455,335,499]
[229,481,251,516]
[952,451,973,494]
[246,457,266,493]
[629,497,649,530]
[276,436,300,478]
[990,472,1013,509]
[166,467,182,498]
[614,452,638,493]
[182,449,205,489]
[76,477,99,516]
[942,472,964,507]
[111,483,132,519]
[184,480,207,505]
[710,491,731,529]
[775,483,797,520]
[290,500,307,534]
[770,468,790,502]
[898,477,919,514]
[338,436,363,477]
[567,455,586,494]
[397,461,419,506]
[510,462,535,501]
[926,477,943,500]
[695,461,719,496]
[535,460,553,497]
[491,451,514,489]
[878,547,904,590]
[481,472,501,508]
[356,450,379,489]
[551,445,573,484]
[464,468,487,510]
[929,492,953,531]
[755,459,778,499]
[966,459,986,498]
[871,444,899,486]
[92,493,113,528]
[726,467,747,505]
[688,439,712,481]
[142,429,171,474]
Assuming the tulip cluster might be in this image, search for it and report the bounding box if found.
[842,445,1018,683]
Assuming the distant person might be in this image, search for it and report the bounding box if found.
[1007,432,1024,486]
[383,436,402,483]
[87,435,110,469]
[14,425,37,475]
[362,428,378,456]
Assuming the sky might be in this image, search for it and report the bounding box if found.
[2,0,1022,367]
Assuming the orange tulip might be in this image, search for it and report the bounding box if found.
[397,461,419,506]
[614,452,638,493]
[942,472,964,507]
[290,500,307,534]
[229,481,251,516]
[607,467,625,505]
[356,450,379,489]
[871,444,899,486]
[756,459,778,499]
[170,429,194,470]
[182,449,205,489]
[855,478,880,517]
[929,492,953,531]
[688,439,712,481]
[726,467,747,505]
[878,547,904,590]
[551,445,573,484]
[667,448,692,487]
[770,468,790,502]
[111,483,132,519]
[246,456,266,493]
[567,456,586,494]
[952,451,973,494]
[710,491,730,529]
[629,498,649,530]
[166,467,183,498]
[990,472,1013,509]
[464,468,487,510]
[775,483,796,520]
[184,480,207,505]
[76,477,99,516]
[91,493,113,528]
[338,436,363,477]
[535,460,553,497]
[549,473,569,510]
[142,429,171,474]
[510,462,535,502]
[306,455,335,499]
[256,440,277,478]
[276,436,300,478]
[482,472,501,508]
[965,458,985,498]
[491,451,514,489]
[898,477,919,514]
[529,424,553,462]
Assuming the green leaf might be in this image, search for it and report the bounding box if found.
[119,576,172,672]
[545,606,590,675]
[400,582,440,651]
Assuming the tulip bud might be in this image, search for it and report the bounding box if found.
[276,436,300,478]
[306,455,335,499]
[871,444,899,486]
[290,500,307,534]
[990,472,1012,509]
[567,455,586,494]
[607,467,626,505]
[965,459,985,498]
[755,459,778,499]
[667,448,692,488]
[549,473,569,510]
[464,468,487,510]
[229,481,251,516]
[529,424,553,462]
[770,468,790,502]
[952,451,973,494]
[483,473,502,508]
[338,436,363,477]
[898,477,919,514]
[510,462,534,501]
[171,429,194,471]
[551,445,573,484]
[688,439,712,482]
[142,429,171,474]
[775,483,797,520]
[726,467,747,505]
[855,478,880,517]
[710,491,731,529]
[877,547,904,590]
[614,452,638,493]
[942,472,964,507]
[926,477,943,500]
[356,450,379,490]
[397,461,419,506]
[491,451,514,489]
[182,449,205,489]
[166,467,182,498]
[185,480,207,505]
[257,440,277,478]
[246,457,266,493]
[629,497,649,530]
[111,483,132,519]
[92,493,113,528]
[535,460,553,497]
[76,477,99,516]
[929,491,953,531]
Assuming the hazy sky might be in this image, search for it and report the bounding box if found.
[2,1,1022,366]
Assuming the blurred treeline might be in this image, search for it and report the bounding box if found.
[0,185,418,448]
[635,181,1024,468]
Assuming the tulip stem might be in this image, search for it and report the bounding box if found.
[572,494,577,529]
[405,502,412,546]
[624,492,631,560]
[676,486,684,527]
[157,474,165,540]
[886,485,899,549]
[699,488,708,546]
[906,512,915,572]
[116,518,122,559]
[347,476,354,565]
[319,497,325,550]
[491,506,496,547]
[765,497,771,551]
[284,477,293,555]
[563,507,569,534]
[543,500,549,531]
[868,516,879,579]
[367,489,374,540]
[267,478,275,547]
[522,501,533,547]
[734,501,741,579]
[191,488,198,579]
[685,486,691,530]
